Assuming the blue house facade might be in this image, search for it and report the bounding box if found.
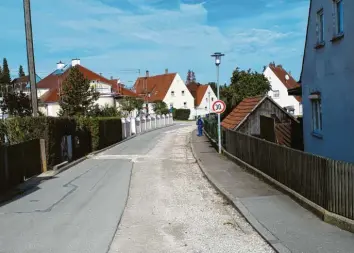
[301,0,354,162]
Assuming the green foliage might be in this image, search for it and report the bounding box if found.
[229,67,270,106]
[119,97,144,116]
[216,67,271,118]
[0,58,11,85]
[76,117,122,151]
[208,82,217,95]
[88,104,122,117]
[59,66,99,116]
[18,65,25,77]
[0,91,32,117]
[153,100,168,115]
[173,108,190,120]
[0,120,6,144]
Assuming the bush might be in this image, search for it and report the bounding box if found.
[3,116,122,169]
[76,117,122,151]
[173,109,190,120]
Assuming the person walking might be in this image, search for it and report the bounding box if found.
[196,116,204,136]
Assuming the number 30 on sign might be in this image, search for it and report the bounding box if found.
[212,100,226,114]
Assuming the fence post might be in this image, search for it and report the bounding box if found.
[170,113,173,124]
[121,118,126,139]
[40,139,47,173]
[130,116,136,134]
[157,115,161,128]
[126,117,131,137]
[162,114,166,126]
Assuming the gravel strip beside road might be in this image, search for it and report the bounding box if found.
[109,125,274,253]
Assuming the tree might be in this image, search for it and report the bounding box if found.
[1,58,11,85]
[191,71,196,83]
[153,100,169,114]
[208,82,217,95]
[19,65,25,77]
[186,70,196,85]
[88,104,121,117]
[0,91,32,117]
[119,97,144,116]
[58,66,99,116]
[224,67,271,111]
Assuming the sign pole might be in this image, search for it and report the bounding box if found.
[216,65,221,154]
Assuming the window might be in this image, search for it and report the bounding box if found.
[206,97,208,102]
[184,102,187,108]
[311,99,322,134]
[317,9,325,43]
[171,91,175,96]
[211,97,214,102]
[181,90,185,96]
[273,90,280,98]
[335,0,344,35]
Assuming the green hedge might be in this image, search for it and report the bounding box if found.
[2,116,122,169]
[173,109,190,120]
[76,117,122,151]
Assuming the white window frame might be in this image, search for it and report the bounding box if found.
[317,9,325,43]
[311,99,322,134]
[334,0,344,35]
[273,90,280,98]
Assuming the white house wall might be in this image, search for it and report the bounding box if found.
[163,74,195,119]
[264,67,302,116]
[193,86,218,118]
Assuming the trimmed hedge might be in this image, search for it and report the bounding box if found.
[173,108,190,120]
[76,117,122,151]
[2,116,122,169]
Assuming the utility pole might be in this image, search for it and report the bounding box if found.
[23,0,38,116]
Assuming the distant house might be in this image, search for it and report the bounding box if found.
[11,74,42,95]
[300,0,353,162]
[133,69,195,119]
[37,59,138,116]
[221,95,302,149]
[187,83,218,118]
[264,63,302,116]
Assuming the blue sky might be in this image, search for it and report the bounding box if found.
[0,0,309,87]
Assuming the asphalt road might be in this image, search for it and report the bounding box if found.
[0,123,188,253]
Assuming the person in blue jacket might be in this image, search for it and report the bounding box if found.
[196,116,204,136]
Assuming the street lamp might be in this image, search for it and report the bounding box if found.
[211,52,225,154]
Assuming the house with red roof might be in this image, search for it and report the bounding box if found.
[37,59,138,116]
[133,69,195,119]
[263,63,302,116]
[187,83,217,118]
[221,95,301,149]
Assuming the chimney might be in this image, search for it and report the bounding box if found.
[146,70,149,77]
[57,61,65,70]
[72,58,80,67]
[165,68,168,74]
[277,64,283,68]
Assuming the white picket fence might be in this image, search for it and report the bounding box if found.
[121,113,174,139]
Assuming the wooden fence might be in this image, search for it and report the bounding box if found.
[205,121,354,221]
[0,139,42,193]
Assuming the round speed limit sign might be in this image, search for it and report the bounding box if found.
[212,100,226,114]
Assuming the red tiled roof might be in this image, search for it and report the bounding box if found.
[221,95,264,130]
[269,64,302,102]
[40,88,59,103]
[133,73,176,102]
[187,83,208,106]
[37,65,112,90]
[38,64,138,103]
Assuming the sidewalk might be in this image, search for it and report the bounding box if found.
[191,132,354,253]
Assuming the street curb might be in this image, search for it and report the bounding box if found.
[202,130,354,234]
[0,124,176,205]
[189,131,291,253]
[46,123,177,177]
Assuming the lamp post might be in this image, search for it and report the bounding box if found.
[211,52,225,154]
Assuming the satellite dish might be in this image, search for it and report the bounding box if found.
[285,75,290,80]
